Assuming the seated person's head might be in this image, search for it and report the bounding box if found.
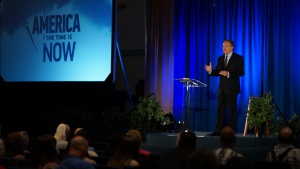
[32,134,57,155]
[29,134,58,167]
[54,123,70,141]
[219,126,236,148]
[176,130,197,151]
[74,128,84,135]
[4,131,29,158]
[278,126,295,145]
[117,134,140,159]
[102,132,125,157]
[126,130,142,145]
[74,128,90,142]
[69,136,89,159]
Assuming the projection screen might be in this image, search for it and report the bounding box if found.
[0,0,115,82]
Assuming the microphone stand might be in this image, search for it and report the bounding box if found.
[272,99,296,134]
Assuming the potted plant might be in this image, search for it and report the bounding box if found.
[247,91,276,138]
[129,95,165,136]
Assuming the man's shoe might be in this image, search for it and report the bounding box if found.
[206,132,220,136]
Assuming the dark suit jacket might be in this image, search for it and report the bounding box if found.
[210,52,245,95]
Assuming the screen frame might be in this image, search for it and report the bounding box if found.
[0,0,117,83]
[0,0,118,110]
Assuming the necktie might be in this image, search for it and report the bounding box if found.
[224,55,228,66]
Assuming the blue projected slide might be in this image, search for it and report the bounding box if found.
[0,0,114,82]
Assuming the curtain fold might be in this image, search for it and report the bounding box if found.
[145,0,174,113]
[146,0,300,132]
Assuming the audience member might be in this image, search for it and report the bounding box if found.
[73,128,97,165]
[213,126,243,165]
[28,134,59,169]
[265,126,300,169]
[186,148,218,169]
[126,130,151,159]
[107,134,140,168]
[74,128,84,136]
[0,138,7,169]
[19,131,30,152]
[74,128,98,157]
[56,135,96,169]
[3,131,30,160]
[158,130,197,169]
[102,132,125,157]
[54,123,70,153]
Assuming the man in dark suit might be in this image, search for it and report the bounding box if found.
[204,39,245,136]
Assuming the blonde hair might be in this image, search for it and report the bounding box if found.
[54,123,70,140]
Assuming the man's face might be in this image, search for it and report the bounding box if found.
[222,41,233,55]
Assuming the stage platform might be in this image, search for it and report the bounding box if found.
[141,131,277,160]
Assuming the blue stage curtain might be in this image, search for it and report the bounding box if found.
[146,0,300,132]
